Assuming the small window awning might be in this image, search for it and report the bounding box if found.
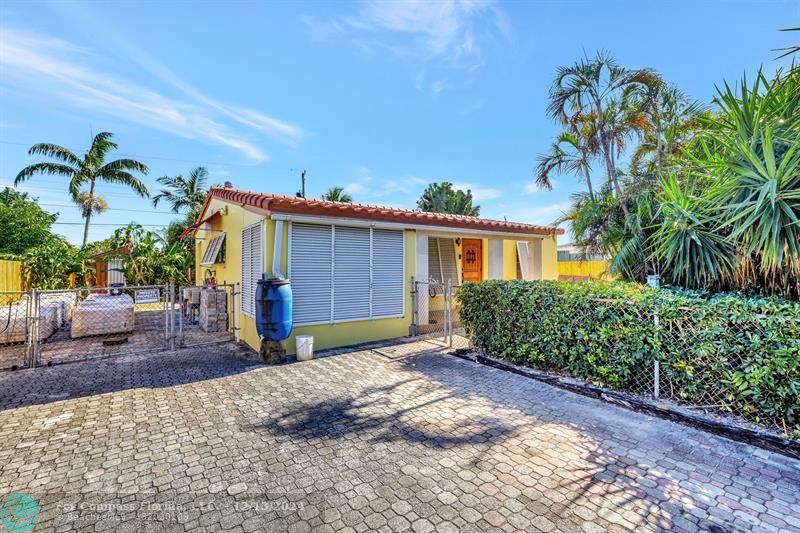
[200,233,226,266]
[179,210,222,239]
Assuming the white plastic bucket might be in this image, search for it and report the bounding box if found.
[296,335,314,361]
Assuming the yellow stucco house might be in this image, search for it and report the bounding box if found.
[186,185,563,355]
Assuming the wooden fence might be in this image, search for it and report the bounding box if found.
[557,260,613,282]
[0,259,25,292]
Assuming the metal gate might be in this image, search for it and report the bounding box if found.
[34,284,173,366]
[411,278,470,349]
[177,284,238,348]
[0,291,33,369]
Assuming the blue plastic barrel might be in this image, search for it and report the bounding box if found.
[255,276,293,341]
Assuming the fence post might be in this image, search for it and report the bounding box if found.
[177,285,184,348]
[32,289,41,368]
[653,309,660,400]
[233,283,240,343]
[169,282,176,351]
[410,276,418,337]
[448,280,453,348]
[24,290,34,368]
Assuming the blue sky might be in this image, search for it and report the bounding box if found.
[0,0,796,245]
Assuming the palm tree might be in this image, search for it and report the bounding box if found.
[15,132,149,246]
[152,166,209,213]
[547,52,662,217]
[535,126,596,201]
[417,182,480,216]
[630,85,706,175]
[75,191,109,220]
[321,186,353,203]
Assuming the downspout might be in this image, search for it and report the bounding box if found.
[272,219,285,279]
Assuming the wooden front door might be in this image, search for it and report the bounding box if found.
[461,239,482,283]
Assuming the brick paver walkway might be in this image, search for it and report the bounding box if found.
[0,340,798,532]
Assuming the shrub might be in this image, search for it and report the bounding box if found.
[457,280,800,438]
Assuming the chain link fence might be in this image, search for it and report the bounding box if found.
[177,284,237,348]
[410,279,470,350]
[458,286,800,439]
[35,285,171,366]
[0,283,240,370]
[0,291,33,370]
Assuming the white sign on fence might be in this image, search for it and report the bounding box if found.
[135,288,161,304]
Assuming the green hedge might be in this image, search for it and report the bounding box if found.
[456,280,800,438]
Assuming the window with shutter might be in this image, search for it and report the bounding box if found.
[371,228,405,318]
[516,241,530,280]
[289,222,405,325]
[241,222,263,316]
[334,226,371,321]
[290,223,333,324]
[427,237,458,284]
[200,233,226,265]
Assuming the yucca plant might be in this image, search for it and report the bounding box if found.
[650,175,735,288]
[697,68,800,296]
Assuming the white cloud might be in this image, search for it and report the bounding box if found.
[488,201,571,227]
[344,167,429,203]
[356,0,507,60]
[0,27,304,161]
[524,179,558,195]
[451,182,502,201]
[306,0,510,84]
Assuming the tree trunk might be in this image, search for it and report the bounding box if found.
[583,167,595,202]
[82,178,96,246]
[602,136,629,218]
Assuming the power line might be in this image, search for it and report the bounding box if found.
[0,139,262,168]
[52,222,172,227]
[37,202,180,215]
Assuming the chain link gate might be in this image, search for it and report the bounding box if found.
[32,284,173,366]
[0,291,34,370]
[410,278,470,349]
[177,284,237,348]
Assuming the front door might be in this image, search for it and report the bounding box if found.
[461,239,482,283]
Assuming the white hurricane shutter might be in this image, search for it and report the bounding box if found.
[371,228,404,317]
[427,237,458,284]
[241,222,263,316]
[516,241,530,280]
[334,226,371,321]
[290,223,333,324]
[242,223,263,316]
[200,233,226,265]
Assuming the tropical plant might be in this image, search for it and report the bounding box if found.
[457,280,800,439]
[108,223,193,285]
[321,186,353,203]
[650,175,735,287]
[75,191,109,220]
[774,27,800,59]
[417,182,480,216]
[547,52,662,216]
[630,84,707,175]
[20,239,85,290]
[15,132,149,246]
[535,125,596,201]
[152,166,209,213]
[0,190,58,257]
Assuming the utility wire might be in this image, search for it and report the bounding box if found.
[37,202,180,215]
[0,139,262,168]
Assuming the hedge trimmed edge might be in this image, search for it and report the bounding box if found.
[456,280,800,442]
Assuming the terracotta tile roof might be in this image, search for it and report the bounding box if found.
[197,186,564,236]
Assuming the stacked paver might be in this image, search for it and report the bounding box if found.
[199,289,228,333]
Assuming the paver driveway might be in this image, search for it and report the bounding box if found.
[0,340,798,533]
